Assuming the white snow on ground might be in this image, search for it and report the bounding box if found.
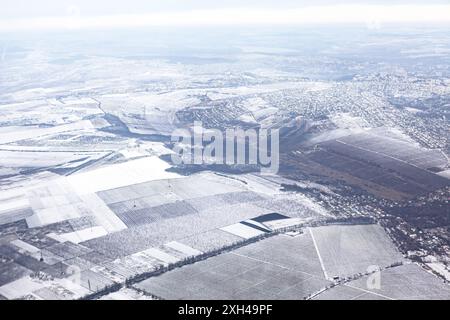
[221,223,266,239]
[237,113,257,124]
[304,82,333,92]
[140,141,174,156]
[119,148,145,159]
[54,278,91,298]
[0,187,27,203]
[119,140,174,159]
[0,120,94,144]
[59,97,98,105]
[310,224,405,279]
[67,156,182,194]
[0,277,45,300]
[305,128,367,146]
[253,107,278,121]
[58,226,108,244]
[208,81,330,99]
[78,193,127,233]
[309,227,330,280]
[437,169,450,179]
[25,180,82,226]
[100,290,136,300]
[10,239,40,254]
[331,113,369,130]
[293,193,331,217]
[427,263,450,281]
[0,189,30,224]
[238,174,282,196]
[164,241,203,256]
[26,204,86,228]
[242,220,272,232]
[0,197,29,214]
[25,178,127,231]
[0,273,91,300]
[99,288,154,300]
[0,150,102,170]
[260,217,305,230]
[405,107,424,114]
[46,233,67,243]
[142,248,180,265]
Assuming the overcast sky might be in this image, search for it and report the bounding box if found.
[1,0,449,31]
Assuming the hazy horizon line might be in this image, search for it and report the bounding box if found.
[1,5,450,32]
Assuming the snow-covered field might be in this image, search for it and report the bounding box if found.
[0,120,95,145]
[0,277,46,300]
[78,193,127,233]
[310,224,405,279]
[10,239,41,254]
[67,156,182,194]
[58,227,109,244]
[220,223,266,239]
[141,248,180,265]
[164,241,203,256]
[99,288,154,300]
[427,263,450,281]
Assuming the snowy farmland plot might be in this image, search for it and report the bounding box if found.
[134,224,449,300]
[309,224,405,280]
[313,264,450,300]
[134,233,332,299]
[66,156,182,195]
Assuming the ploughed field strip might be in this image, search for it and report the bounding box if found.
[321,140,449,190]
[337,132,448,170]
[300,131,450,198]
[110,201,198,227]
[103,191,265,228]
